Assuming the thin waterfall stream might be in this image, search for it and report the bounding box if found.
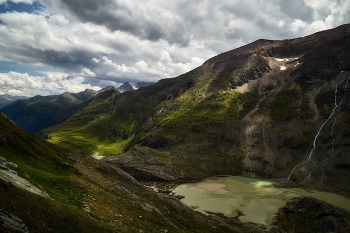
[287,76,350,182]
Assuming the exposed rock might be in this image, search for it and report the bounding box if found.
[142,135,174,149]
[94,162,140,186]
[112,185,131,194]
[273,197,350,233]
[0,134,6,147]
[156,193,193,214]
[141,202,176,227]
[141,203,163,217]
[103,147,176,182]
[0,156,50,198]
[118,166,176,182]
[0,209,29,233]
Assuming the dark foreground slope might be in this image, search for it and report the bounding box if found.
[2,112,265,232]
[40,24,350,197]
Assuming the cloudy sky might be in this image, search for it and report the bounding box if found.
[0,0,349,97]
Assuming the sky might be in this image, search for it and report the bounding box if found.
[0,0,349,97]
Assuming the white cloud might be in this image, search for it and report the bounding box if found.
[290,19,307,32]
[0,0,349,96]
[278,20,285,27]
[79,68,97,77]
[106,72,121,78]
[0,71,99,96]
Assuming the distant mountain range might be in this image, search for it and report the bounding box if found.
[98,81,155,93]
[1,81,155,134]
[1,89,97,133]
[0,94,28,109]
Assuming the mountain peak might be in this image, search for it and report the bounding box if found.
[116,82,134,93]
[97,85,118,93]
[134,81,155,89]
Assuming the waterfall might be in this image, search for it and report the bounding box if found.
[321,77,350,184]
[287,76,350,182]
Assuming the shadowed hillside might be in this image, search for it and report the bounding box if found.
[1,111,256,232]
[1,89,97,133]
[39,24,350,197]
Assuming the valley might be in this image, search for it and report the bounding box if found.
[1,24,350,232]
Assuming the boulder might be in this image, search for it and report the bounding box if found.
[0,209,29,233]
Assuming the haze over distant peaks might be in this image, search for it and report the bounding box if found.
[0,94,29,109]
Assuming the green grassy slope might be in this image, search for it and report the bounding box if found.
[1,112,246,232]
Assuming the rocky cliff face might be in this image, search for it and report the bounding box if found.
[41,24,350,197]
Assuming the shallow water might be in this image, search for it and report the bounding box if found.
[174,176,350,225]
[92,152,105,160]
[92,155,105,160]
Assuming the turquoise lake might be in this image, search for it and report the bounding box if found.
[174,176,350,225]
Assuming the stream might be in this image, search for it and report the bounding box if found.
[174,176,350,226]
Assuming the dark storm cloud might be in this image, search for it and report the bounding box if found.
[26,48,98,72]
[60,0,190,46]
[278,0,314,23]
[82,75,139,86]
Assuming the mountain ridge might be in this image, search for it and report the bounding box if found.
[2,23,350,232]
[1,89,97,133]
[0,94,28,109]
[40,23,350,197]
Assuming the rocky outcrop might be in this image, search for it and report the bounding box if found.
[273,197,350,233]
[156,193,193,214]
[0,209,29,233]
[0,156,50,198]
[0,134,6,147]
[142,135,174,149]
[103,147,176,182]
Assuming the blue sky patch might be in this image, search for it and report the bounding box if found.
[0,1,45,14]
[0,61,64,77]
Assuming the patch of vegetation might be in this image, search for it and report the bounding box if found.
[299,96,316,121]
[270,89,302,121]
[315,90,336,118]
[280,136,309,150]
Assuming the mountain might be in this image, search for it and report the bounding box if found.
[1,89,97,133]
[98,82,155,94]
[116,82,134,93]
[134,81,155,89]
[0,111,254,233]
[97,85,118,93]
[3,24,350,233]
[0,94,28,109]
[39,24,350,198]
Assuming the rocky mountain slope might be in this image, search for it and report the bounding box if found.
[2,111,349,232]
[40,24,350,198]
[1,89,97,133]
[1,111,257,232]
[116,82,135,93]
